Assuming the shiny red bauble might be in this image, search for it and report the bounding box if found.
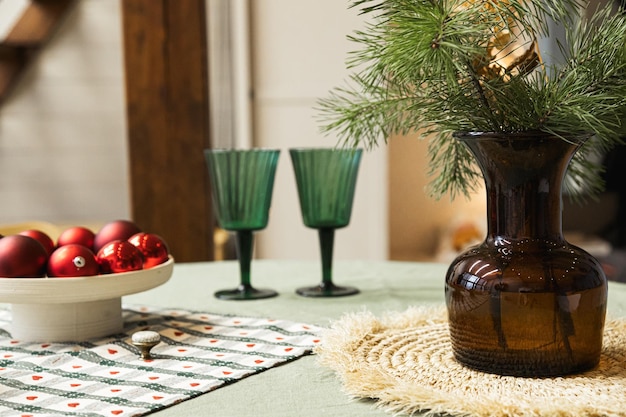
[0,235,48,278]
[93,220,142,253]
[96,240,144,274]
[18,229,55,256]
[57,226,96,249]
[47,244,99,277]
[128,232,169,268]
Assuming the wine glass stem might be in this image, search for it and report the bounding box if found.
[318,228,335,287]
[236,230,254,289]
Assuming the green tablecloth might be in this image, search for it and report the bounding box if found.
[123,260,626,417]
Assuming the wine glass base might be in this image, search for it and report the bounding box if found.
[296,283,359,298]
[215,286,278,301]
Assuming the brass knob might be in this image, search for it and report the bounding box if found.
[131,330,161,360]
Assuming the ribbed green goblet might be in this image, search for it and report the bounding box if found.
[204,149,280,300]
[290,148,362,297]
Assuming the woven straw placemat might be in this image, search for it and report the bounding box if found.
[316,306,626,417]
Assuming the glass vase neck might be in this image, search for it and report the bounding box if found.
[455,132,586,242]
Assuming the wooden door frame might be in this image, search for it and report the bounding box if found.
[121,0,214,262]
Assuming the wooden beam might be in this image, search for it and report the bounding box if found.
[0,0,75,103]
[0,46,28,102]
[3,0,76,46]
[121,0,215,262]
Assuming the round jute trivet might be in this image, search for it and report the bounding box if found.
[315,306,626,417]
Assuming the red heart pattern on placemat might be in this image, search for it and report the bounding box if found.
[0,304,322,417]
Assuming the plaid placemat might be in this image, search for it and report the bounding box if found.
[0,305,322,417]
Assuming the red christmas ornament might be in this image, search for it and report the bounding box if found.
[96,240,144,274]
[18,229,55,256]
[93,220,142,253]
[0,235,48,278]
[57,226,95,249]
[128,233,169,268]
[47,244,99,278]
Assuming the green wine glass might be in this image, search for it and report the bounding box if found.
[290,148,362,297]
[204,149,280,300]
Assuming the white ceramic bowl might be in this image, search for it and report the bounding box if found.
[0,257,174,342]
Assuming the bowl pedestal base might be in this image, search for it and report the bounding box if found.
[11,298,123,342]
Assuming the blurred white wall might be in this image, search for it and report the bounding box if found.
[0,0,130,226]
[249,0,388,260]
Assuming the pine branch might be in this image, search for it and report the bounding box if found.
[319,0,626,198]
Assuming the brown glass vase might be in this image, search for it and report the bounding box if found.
[445,132,607,377]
